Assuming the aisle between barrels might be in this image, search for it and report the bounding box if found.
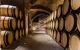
[2,31,64,50]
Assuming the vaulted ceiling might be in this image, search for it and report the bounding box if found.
[1,0,64,22]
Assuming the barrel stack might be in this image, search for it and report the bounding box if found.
[42,0,80,50]
[0,5,25,48]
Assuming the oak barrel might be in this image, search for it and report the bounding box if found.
[71,0,80,10]
[15,30,19,40]
[62,0,69,15]
[57,6,61,18]
[61,32,68,48]
[65,14,77,32]
[55,19,59,30]
[69,34,80,50]
[59,17,64,31]
[56,31,60,43]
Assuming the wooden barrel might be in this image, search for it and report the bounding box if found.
[61,32,68,48]
[77,14,80,32]
[52,20,55,30]
[69,34,80,50]
[53,10,57,19]
[0,17,16,30]
[15,30,19,40]
[56,31,60,43]
[55,19,59,30]
[8,6,15,17]
[57,6,61,18]
[21,20,24,29]
[22,29,25,36]
[4,17,10,29]
[53,30,57,40]
[1,31,13,48]
[0,5,8,16]
[7,31,13,45]
[17,19,20,29]
[20,29,23,38]
[20,10,22,19]
[1,31,7,48]
[59,17,64,31]
[65,14,77,32]
[11,18,16,30]
[15,8,19,18]
[71,0,80,10]
[51,21,53,29]
[0,17,4,29]
[62,0,69,15]
[0,32,1,46]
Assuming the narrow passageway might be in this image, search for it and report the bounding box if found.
[2,30,64,50]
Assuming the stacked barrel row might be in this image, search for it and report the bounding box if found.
[42,0,80,50]
[0,5,25,48]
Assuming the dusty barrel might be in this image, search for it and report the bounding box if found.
[0,5,8,16]
[15,7,19,18]
[57,6,61,18]
[55,19,59,30]
[58,17,64,31]
[62,0,70,15]
[69,34,80,50]
[0,17,5,29]
[65,14,77,32]
[71,0,80,10]
[56,31,61,43]
[61,32,68,48]
[15,30,19,40]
